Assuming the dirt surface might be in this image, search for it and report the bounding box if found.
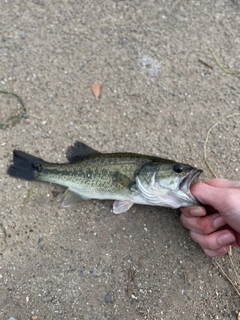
[1,1,240,319]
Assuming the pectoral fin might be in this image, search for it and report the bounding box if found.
[61,189,90,207]
[113,200,134,214]
[112,171,133,188]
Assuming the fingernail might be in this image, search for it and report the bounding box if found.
[218,233,235,246]
[189,207,202,216]
[213,216,225,229]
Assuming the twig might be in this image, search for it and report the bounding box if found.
[204,113,240,178]
[0,90,27,129]
[0,90,26,112]
[229,253,240,289]
[0,222,7,251]
[210,48,240,75]
[24,182,39,203]
[198,59,213,69]
[214,260,240,296]
[127,265,134,296]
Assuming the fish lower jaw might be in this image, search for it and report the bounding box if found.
[139,190,200,209]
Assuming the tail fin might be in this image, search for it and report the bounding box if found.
[7,150,46,181]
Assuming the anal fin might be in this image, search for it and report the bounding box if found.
[113,200,134,214]
[61,189,90,207]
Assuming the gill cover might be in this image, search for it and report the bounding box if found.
[135,161,201,208]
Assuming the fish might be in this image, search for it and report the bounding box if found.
[7,141,203,213]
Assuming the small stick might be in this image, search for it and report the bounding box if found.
[0,90,27,129]
[0,222,7,251]
[198,59,213,69]
[24,182,39,203]
[210,48,240,75]
[204,113,240,178]
[214,260,240,296]
[0,90,26,112]
[229,252,240,289]
[127,266,133,296]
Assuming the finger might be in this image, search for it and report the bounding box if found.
[203,179,240,189]
[181,205,217,217]
[190,229,236,251]
[180,213,226,234]
[180,206,207,217]
[203,246,230,257]
[191,183,238,210]
[191,184,240,233]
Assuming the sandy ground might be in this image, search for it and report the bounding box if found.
[1,1,240,319]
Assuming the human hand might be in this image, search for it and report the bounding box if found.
[180,179,240,257]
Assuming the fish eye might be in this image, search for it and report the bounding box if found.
[173,164,183,173]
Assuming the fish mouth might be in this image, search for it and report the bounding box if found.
[179,169,203,204]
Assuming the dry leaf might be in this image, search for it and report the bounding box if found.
[91,83,101,100]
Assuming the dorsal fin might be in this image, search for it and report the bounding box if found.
[66,141,101,162]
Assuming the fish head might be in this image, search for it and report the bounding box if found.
[136,161,203,208]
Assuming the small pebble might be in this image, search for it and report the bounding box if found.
[8,317,18,320]
[22,113,29,119]
[105,291,114,303]
[38,237,43,243]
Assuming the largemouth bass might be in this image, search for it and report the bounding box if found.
[7,141,202,213]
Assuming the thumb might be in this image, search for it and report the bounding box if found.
[191,182,240,232]
[191,182,229,207]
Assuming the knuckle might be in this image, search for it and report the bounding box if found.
[190,231,218,250]
[189,230,200,243]
[180,214,190,228]
[194,214,217,235]
[204,236,215,250]
[204,234,220,250]
[222,190,239,214]
[196,218,211,235]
